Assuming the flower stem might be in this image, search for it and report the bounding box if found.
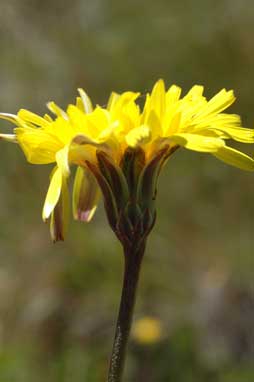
[107,242,146,382]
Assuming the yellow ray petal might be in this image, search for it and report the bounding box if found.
[107,92,120,111]
[78,88,93,113]
[171,133,225,152]
[85,106,110,138]
[56,145,70,177]
[0,112,21,126]
[76,97,84,111]
[195,89,235,119]
[50,175,69,242]
[73,166,100,222]
[207,126,254,143]
[165,111,181,135]
[213,145,254,171]
[125,125,151,148]
[66,105,99,138]
[15,127,62,164]
[0,133,16,142]
[43,113,53,122]
[150,79,166,118]
[47,102,68,119]
[110,92,140,116]
[42,167,63,220]
[184,85,204,100]
[166,85,182,106]
[191,113,241,133]
[18,109,50,128]
[147,110,162,137]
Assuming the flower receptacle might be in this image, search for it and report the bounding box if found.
[87,146,170,252]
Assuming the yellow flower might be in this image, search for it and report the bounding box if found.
[132,317,163,345]
[1,80,254,242]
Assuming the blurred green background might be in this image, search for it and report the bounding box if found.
[1,0,254,381]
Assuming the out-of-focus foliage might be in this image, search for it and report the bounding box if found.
[0,0,254,381]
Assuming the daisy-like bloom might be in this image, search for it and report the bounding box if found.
[1,79,254,382]
[0,79,254,244]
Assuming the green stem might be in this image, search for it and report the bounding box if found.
[107,242,146,382]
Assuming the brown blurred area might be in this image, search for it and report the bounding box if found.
[0,0,254,381]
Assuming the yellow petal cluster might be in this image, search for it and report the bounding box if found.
[1,79,254,240]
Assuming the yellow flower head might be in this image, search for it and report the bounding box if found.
[1,80,254,243]
[132,317,163,345]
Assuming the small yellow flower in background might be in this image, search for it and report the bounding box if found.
[1,79,254,243]
[132,317,163,345]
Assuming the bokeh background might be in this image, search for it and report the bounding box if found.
[0,1,254,381]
